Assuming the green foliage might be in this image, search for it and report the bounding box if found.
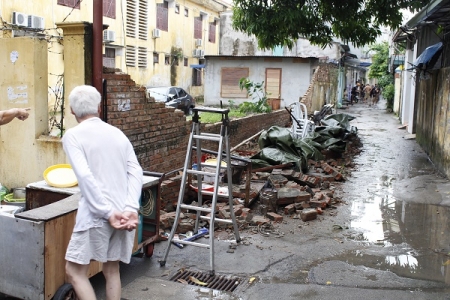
[238,78,272,114]
[228,99,237,109]
[368,42,395,110]
[232,0,428,48]
[368,42,390,79]
[382,84,395,110]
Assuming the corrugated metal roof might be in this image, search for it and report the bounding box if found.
[406,0,450,27]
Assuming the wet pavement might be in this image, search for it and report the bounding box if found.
[4,98,450,299]
[104,99,450,299]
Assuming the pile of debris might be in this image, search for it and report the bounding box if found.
[159,112,362,237]
[159,155,355,235]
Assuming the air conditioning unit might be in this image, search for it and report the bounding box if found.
[152,28,161,38]
[193,49,202,57]
[28,15,45,30]
[195,39,202,47]
[12,12,28,27]
[103,30,116,43]
[199,50,205,57]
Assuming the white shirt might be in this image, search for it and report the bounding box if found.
[62,117,143,232]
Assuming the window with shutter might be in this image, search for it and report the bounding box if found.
[194,16,202,39]
[126,0,137,38]
[103,0,116,18]
[57,0,80,9]
[126,45,136,67]
[156,1,168,31]
[138,0,148,39]
[220,68,249,98]
[138,47,147,68]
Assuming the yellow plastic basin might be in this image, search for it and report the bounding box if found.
[43,164,78,188]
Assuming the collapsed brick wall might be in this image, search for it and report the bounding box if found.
[103,72,291,210]
[103,73,190,174]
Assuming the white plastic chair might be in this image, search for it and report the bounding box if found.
[289,102,315,139]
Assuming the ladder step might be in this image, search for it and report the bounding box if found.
[193,134,221,142]
[200,216,234,224]
[180,204,213,213]
[201,133,221,137]
[172,239,210,248]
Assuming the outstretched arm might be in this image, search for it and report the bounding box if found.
[0,108,30,125]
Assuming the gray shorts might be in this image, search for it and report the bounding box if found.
[65,223,135,265]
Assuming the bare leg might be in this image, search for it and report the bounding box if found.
[66,261,96,300]
[103,261,121,300]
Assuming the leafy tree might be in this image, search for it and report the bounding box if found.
[232,0,429,48]
[368,42,389,79]
[368,42,394,110]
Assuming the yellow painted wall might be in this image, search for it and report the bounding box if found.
[0,0,224,107]
[0,38,67,189]
[0,1,225,187]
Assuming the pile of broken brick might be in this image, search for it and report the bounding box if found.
[159,155,356,237]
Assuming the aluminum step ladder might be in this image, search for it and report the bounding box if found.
[159,107,241,276]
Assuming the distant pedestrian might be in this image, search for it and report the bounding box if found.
[371,85,380,105]
[351,86,358,104]
[363,84,372,105]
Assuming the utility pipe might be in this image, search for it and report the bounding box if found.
[92,0,103,97]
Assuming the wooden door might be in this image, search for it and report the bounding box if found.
[265,68,282,99]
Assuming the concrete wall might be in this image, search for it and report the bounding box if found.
[0,38,66,189]
[0,0,225,99]
[219,11,340,59]
[203,57,316,107]
[301,63,338,113]
[415,67,450,178]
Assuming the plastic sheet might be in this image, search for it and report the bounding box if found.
[251,113,357,171]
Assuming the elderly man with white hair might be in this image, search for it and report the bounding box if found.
[62,85,143,300]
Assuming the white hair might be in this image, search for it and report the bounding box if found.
[69,85,101,118]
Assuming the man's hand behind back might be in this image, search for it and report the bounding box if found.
[121,211,139,231]
[108,210,129,230]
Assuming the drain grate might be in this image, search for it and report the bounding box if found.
[170,269,241,292]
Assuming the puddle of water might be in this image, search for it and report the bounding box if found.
[348,176,450,284]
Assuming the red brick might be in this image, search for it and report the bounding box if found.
[266,212,283,222]
[309,200,327,209]
[301,209,317,222]
[284,204,296,215]
[240,208,251,219]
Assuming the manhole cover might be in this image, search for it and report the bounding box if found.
[170,269,241,292]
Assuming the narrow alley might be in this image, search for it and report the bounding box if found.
[91,99,450,300]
